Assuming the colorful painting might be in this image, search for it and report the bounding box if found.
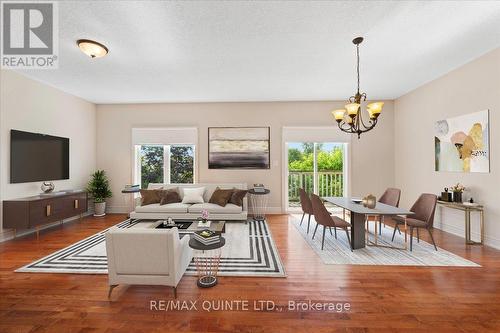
[208,127,270,169]
[435,110,489,173]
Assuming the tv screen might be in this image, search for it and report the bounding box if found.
[10,130,69,183]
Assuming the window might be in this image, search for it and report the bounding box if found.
[135,144,195,189]
[286,142,346,210]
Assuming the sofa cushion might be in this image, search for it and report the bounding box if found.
[182,187,206,204]
[209,187,234,207]
[188,203,242,214]
[140,189,162,206]
[135,203,190,213]
[159,188,181,205]
[230,189,248,206]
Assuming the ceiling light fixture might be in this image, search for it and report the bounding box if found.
[332,37,383,139]
[77,39,108,58]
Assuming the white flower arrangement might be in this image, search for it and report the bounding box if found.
[450,183,465,193]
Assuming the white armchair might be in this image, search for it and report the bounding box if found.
[105,226,192,298]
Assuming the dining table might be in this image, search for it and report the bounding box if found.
[323,197,414,250]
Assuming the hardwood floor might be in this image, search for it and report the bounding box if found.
[1,214,500,333]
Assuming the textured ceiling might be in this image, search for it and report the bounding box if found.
[14,1,500,104]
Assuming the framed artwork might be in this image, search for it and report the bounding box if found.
[208,127,270,169]
[434,110,490,173]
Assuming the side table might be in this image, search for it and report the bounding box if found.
[248,188,270,221]
[121,187,140,217]
[437,200,484,245]
[189,236,226,288]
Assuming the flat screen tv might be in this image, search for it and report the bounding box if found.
[10,130,69,183]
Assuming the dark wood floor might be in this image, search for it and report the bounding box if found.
[1,214,500,333]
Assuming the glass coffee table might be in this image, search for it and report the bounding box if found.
[154,219,226,234]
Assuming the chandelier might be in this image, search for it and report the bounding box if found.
[332,37,383,139]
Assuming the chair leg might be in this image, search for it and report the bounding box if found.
[300,212,305,225]
[173,286,177,299]
[321,225,326,250]
[409,227,414,251]
[417,228,420,243]
[329,227,333,236]
[312,223,319,239]
[307,214,311,234]
[391,224,399,242]
[334,226,337,239]
[379,220,382,235]
[427,228,438,251]
[108,285,118,299]
[345,228,353,252]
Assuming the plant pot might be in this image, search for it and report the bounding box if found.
[453,192,463,203]
[94,202,106,217]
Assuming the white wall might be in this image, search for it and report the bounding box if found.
[0,70,97,239]
[96,101,395,213]
[394,47,500,248]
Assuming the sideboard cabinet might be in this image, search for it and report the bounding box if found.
[3,190,88,238]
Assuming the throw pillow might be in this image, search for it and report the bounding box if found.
[159,188,181,205]
[182,187,205,204]
[209,187,234,207]
[230,189,248,206]
[140,189,162,206]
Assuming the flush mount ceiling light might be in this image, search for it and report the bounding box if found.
[77,39,108,58]
[331,37,383,139]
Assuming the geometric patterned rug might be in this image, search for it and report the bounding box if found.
[16,219,286,277]
[290,214,480,267]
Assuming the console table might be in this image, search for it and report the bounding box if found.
[3,190,88,239]
[437,201,484,245]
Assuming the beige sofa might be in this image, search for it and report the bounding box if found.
[129,183,248,221]
[106,222,192,298]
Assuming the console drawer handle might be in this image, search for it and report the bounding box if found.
[74,199,79,209]
[46,205,51,216]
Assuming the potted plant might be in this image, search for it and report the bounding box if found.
[86,170,112,217]
[450,183,465,203]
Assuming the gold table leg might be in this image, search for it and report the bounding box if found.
[480,210,485,244]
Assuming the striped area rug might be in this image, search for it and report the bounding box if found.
[290,214,479,267]
[16,219,286,277]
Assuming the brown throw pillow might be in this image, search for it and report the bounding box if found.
[159,188,181,205]
[140,189,162,206]
[209,187,234,207]
[230,189,248,206]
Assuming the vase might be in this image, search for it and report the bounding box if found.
[94,202,106,217]
[453,192,462,203]
[362,194,377,209]
[40,181,55,193]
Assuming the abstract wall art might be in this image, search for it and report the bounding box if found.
[208,127,270,169]
[434,110,490,173]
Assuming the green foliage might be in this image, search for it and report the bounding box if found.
[86,170,112,203]
[288,145,343,171]
[141,146,164,189]
[170,146,194,183]
[140,145,194,188]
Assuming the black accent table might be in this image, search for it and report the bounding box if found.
[189,236,226,288]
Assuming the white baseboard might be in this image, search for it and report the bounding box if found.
[0,211,94,243]
[435,220,500,250]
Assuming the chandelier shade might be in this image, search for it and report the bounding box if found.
[332,37,383,138]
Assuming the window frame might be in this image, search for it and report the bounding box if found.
[134,144,196,189]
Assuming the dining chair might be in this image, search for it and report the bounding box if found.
[391,193,438,251]
[378,188,402,233]
[310,194,353,251]
[299,188,314,233]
